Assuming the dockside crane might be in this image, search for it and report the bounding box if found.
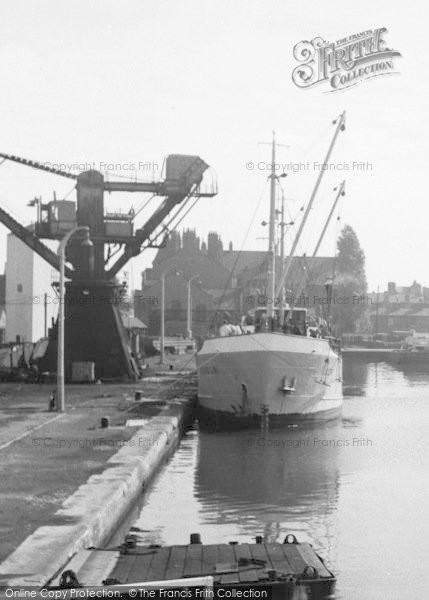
[0,152,216,380]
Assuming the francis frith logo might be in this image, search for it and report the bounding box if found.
[292,28,401,92]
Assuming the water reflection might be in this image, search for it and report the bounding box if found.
[385,356,429,381]
[196,425,340,557]
[343,352,429,389]
[342,356,369,394]
[132,357,429,599]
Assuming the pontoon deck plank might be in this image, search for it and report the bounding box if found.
[107,539,335,589]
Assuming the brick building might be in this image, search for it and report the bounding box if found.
[134,229,335,340]
[369,281,429,333]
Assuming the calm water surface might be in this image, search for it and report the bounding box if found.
[133,357,429,599]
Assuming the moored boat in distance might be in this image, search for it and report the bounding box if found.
[197,113,346,429]
[343,330,429,366]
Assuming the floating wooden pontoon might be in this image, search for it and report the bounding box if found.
[99,534,335,598]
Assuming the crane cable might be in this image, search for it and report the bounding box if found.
[141,192,198,251]
[291,189,344,307]
[133,194,156,220]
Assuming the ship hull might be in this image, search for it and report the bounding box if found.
[196,332,342,429]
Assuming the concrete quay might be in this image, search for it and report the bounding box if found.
[0,356,196,589]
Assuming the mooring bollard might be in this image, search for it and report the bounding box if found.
[124,534,137,549]
[101,416,109,429]
[260,405,270,432]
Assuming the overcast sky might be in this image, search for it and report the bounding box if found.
[0,0,425,292]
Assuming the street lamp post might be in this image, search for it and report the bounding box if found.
[57,225,91,412]
[160,268,180,365]
[187,274,200,339]
[160,273,166,365]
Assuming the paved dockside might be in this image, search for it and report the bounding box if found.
[0,356,196,588]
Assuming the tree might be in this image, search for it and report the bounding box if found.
[331,225,368,335]
[336,225,367,287]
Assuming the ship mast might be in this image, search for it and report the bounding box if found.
[313,180,345,256]
[275,111,346,299]
[279,190,286,309]
[290,180,346,310]
[267,132,277,322]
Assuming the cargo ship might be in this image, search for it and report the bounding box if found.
[196,113,345,428]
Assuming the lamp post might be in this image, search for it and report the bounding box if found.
[57,225,91,412]
[187,275,200,339]
[160,268,180,365]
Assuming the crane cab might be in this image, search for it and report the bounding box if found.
[35,200,77,238]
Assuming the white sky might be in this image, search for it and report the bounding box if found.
[0,0,426,292]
